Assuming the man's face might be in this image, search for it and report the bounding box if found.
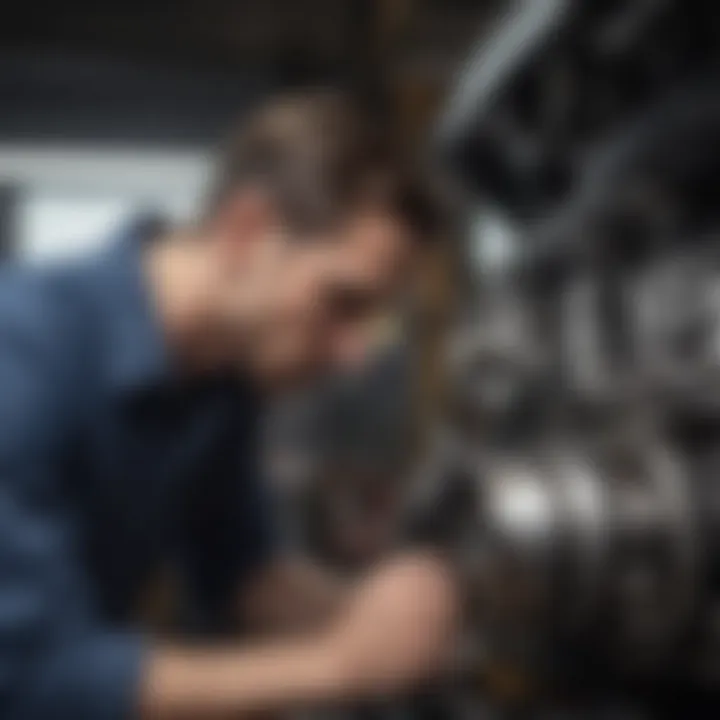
[215,208,415,389]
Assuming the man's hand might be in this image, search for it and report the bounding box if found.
[328,551,459,696]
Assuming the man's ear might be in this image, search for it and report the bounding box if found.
[211,186,276,255]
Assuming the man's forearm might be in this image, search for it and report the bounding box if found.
[141,552,458,719]
[141,637,343,719]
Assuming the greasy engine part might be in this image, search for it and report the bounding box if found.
[405,428,702,686]
[418,0,720,712]
[474,436,696,677]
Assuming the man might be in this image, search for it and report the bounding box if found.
[0,91,459,719]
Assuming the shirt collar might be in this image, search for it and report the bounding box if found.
[92,216,170,394]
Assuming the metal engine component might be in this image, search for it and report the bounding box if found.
[419,0,720,712]
[474,438,696,676]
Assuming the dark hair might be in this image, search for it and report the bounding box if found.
[206,90,444,242]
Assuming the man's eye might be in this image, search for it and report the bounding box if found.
[327,288,377,320]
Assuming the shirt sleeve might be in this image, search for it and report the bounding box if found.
[0,293,144,720]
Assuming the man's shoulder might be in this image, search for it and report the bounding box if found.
[0,255,114,412]
[0,260,106,455]
[0,259,97,353]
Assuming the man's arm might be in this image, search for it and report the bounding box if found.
[141,552,458,718]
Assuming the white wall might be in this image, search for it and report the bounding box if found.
[0,144,213,261]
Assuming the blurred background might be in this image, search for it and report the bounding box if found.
[0,0,493,262]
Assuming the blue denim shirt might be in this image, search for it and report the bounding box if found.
[0,223,275,719]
